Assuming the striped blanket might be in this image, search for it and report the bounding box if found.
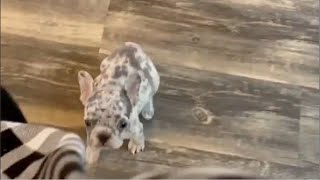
[1,121,86,179]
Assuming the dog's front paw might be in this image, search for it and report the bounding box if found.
[86,147,101,166]
[141,98,154,120]
[128,139,145,154]
[141,109,154,120]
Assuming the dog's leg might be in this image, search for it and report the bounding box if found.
[86,146,101,166]
[141,97,154,120]
[128,121,145,154]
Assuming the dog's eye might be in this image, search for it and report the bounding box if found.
[118,119,127,129]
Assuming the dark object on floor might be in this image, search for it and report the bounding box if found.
[0,86,27,123]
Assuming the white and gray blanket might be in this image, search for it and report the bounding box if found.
[1,121,86,179]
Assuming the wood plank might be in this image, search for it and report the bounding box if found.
[299,133,319,165]
[1,0,110,47]
[100,0,319,88]
[147,64,303,167]
[299,87,319,165]
[90,142,319,179]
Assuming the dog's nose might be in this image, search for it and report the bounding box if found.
[97,133,110,145]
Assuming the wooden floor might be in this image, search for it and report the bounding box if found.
[1,0,319,179]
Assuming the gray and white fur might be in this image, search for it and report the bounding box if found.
[77,42,160,165]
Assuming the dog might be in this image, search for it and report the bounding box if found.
[77,42,160,165]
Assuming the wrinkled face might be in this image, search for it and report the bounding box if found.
[83,89,133,149]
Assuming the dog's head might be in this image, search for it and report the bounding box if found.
[77,70,141,149]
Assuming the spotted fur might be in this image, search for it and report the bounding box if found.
[78,42,160,165]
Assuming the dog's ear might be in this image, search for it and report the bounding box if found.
[78,70,94,105]
[124,73,141,106]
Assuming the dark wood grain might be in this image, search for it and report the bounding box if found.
[1,0,109,47]
[2,0,110,23]
[100,0,319,88]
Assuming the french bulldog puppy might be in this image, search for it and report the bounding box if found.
[78,42,160,165]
